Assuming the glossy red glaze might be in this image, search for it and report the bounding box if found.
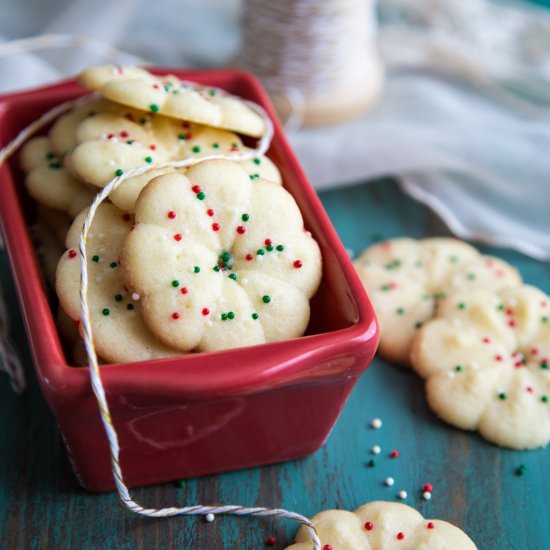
[0,69,379,492]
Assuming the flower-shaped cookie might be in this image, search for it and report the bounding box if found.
[354,238,521,364]
[66,112,280,212]
[410,285,550,449]
[20,136,95,217]
[286,501,477,550]
[78,65,266,137]
[56,203,181,363]
[120,159,322,352]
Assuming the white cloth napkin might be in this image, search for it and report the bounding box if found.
[0,0,549,258]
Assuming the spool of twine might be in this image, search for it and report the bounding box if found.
[238,0,384,126]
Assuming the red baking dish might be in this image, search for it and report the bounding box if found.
[0,69,379,492]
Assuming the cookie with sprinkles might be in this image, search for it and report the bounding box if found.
[410,285,550,449]
[55,203,181,363]
[353,238,521,364]
[120,159,321,352]
[285,501,477,549]
[20,136,95,217]
[78,65,266,137]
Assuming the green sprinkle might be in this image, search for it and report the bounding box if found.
[542,316,549,323]
[114,294,123,302]
[127,304,134,310]
[220,252,231,263]
[367,459,376,468]
[414,321,423,329]
[541,396,548,403]
[253,158,261,165]
[193,266,200,273]
[497,304,505,311]
[126,140,133,145]
[434,292,446,300]
[139,117,147,125]
[110,262,118,269]
[276,244,284,251]
[102,308,110,316]
[175,480,186,488]
[46,152,55,160]
[221,313,228,321]
[415,261,423,268]
[172,280,180,287]
[249,175,254,181]
[384,259,401,270]
[396,307,405,315]
[516,464,527,476]
[196,191,205,200]
[192,146,201,153]
[455,365,463,372]
[178,133,187,140]
[381,284,391,292]
[266,244,274,252]
[252,313,259,320]
[262,295,271,304]
[227,311,235,320]
[457,302,466,310]
[257,249,265,256]
[498,392,507,400]
[231,142,239,148]
[467,273,476,280]
[208,89,217,96]
[242,213,250,222]
[449,255,459,263]
[541,362,549,370]
[49,162,61,169]
[92,255,100,263]
[213,266,221,272]
[115,169,124,177]
[229,273,237,281]
[212,142,219,148]
[149,104,159,113]
[144,156,153,163]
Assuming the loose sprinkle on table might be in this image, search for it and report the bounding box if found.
[371,445,381,455]
[371,418,382,429]
[385,477,395,487]
[398,490,407,499]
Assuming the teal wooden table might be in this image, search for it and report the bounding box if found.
[1,180,549,549]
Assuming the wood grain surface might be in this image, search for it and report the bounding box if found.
[1,180,549,549]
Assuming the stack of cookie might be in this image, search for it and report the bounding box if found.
[355,238,550,450]
[21,65,322,365]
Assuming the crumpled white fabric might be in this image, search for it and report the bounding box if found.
[0,0,549,258]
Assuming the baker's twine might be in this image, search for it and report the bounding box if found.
[0,83,320,549]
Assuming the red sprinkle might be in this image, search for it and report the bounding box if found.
[236,225,246,235]
[506,308,514,316]
[323,546,333,550]
[508,320,517,328]
[74,320,80,328]
[180,287,188,295]
[514,361,524,368]
[423,483,433,492]
[267,537,276,546]
[191,185,202,194]
[364,522,374,531]
[482,337,491,344]
[207,209,215,217]
[245,253,253,261]
[293,260,303,269]
[212,223,220,232]
[202,308,210,316]
[149,144,156,151]
[390,450,399,458]
[174,234,182,241]
[531,348,539,355]
[427,522,435,529]
[526,386,534,393]
[494,355,503,362]
[265,238,272,246]
[122,213,131,221]
[107,133,115,139]
[230,146,239,152]
[397,532,405,540]
[120,131,129,138]
[153,83,159,89]
[171,312,180,320]
[168,210,177,219]
[68,249,77,258]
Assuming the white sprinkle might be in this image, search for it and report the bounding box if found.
[242,277,249,286]
[371,445,381,455]
[184,228,190,236]
[131,293,140,301]
[345,247,355,259]
[109,159,115,166]
[398,490,407,500]
[205,513,215,523]
[162,234,167,241]
[423,491,432,501]
[385,477,394,487]
[371,418,382,429]
[447,371,455,379]
[256,254,264,262]
[471,360,479,369]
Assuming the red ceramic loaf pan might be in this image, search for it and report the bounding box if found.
[0,69,379,492]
